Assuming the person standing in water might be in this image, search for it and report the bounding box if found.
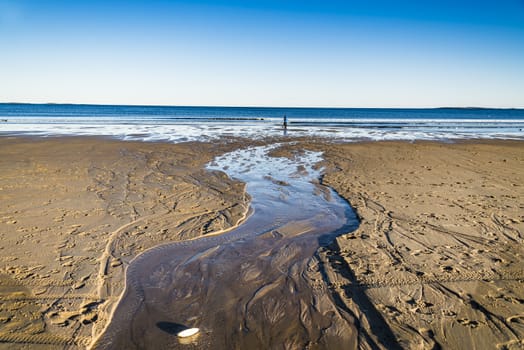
[283,115,288,130]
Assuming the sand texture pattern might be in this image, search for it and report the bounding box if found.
[318,141,524,349]
[0,137,523,349]
[0,138,248,349]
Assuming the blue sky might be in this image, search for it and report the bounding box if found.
[1,0,523,107]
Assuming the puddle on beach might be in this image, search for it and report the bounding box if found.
[93,144,358,349]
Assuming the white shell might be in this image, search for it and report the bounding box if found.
[177,328,199,338]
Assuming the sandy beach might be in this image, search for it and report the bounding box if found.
[0,137,250,348]
[318,140,524,349]
[0,137,522,349]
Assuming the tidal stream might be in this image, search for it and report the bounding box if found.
[93,144,359,349]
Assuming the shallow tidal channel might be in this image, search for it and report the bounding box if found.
[93,144,359,349]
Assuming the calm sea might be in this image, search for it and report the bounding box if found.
[1,103,523,142]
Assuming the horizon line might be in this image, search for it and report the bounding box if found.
[1,102,523,110]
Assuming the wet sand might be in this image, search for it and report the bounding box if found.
[0,137,523,349]
[0,137,250,348]
[92,144,359,350]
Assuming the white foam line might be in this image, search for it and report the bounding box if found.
[1,122,523,142]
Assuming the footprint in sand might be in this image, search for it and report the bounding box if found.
[506,315,524,331]
[457,318,480,328]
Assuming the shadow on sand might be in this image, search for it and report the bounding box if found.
[318,238,403,350]
[156,321,189,335]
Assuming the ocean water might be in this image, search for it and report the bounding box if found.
[1,103,523,142]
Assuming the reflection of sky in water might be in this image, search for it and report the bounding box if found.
[207,144,344,226]
[95,146,358,350]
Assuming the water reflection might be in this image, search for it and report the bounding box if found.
[94,144,358,349]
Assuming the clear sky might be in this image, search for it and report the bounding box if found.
[1,0,523,107]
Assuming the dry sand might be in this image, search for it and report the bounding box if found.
[317,140,524,349]
[0,137,522,349]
